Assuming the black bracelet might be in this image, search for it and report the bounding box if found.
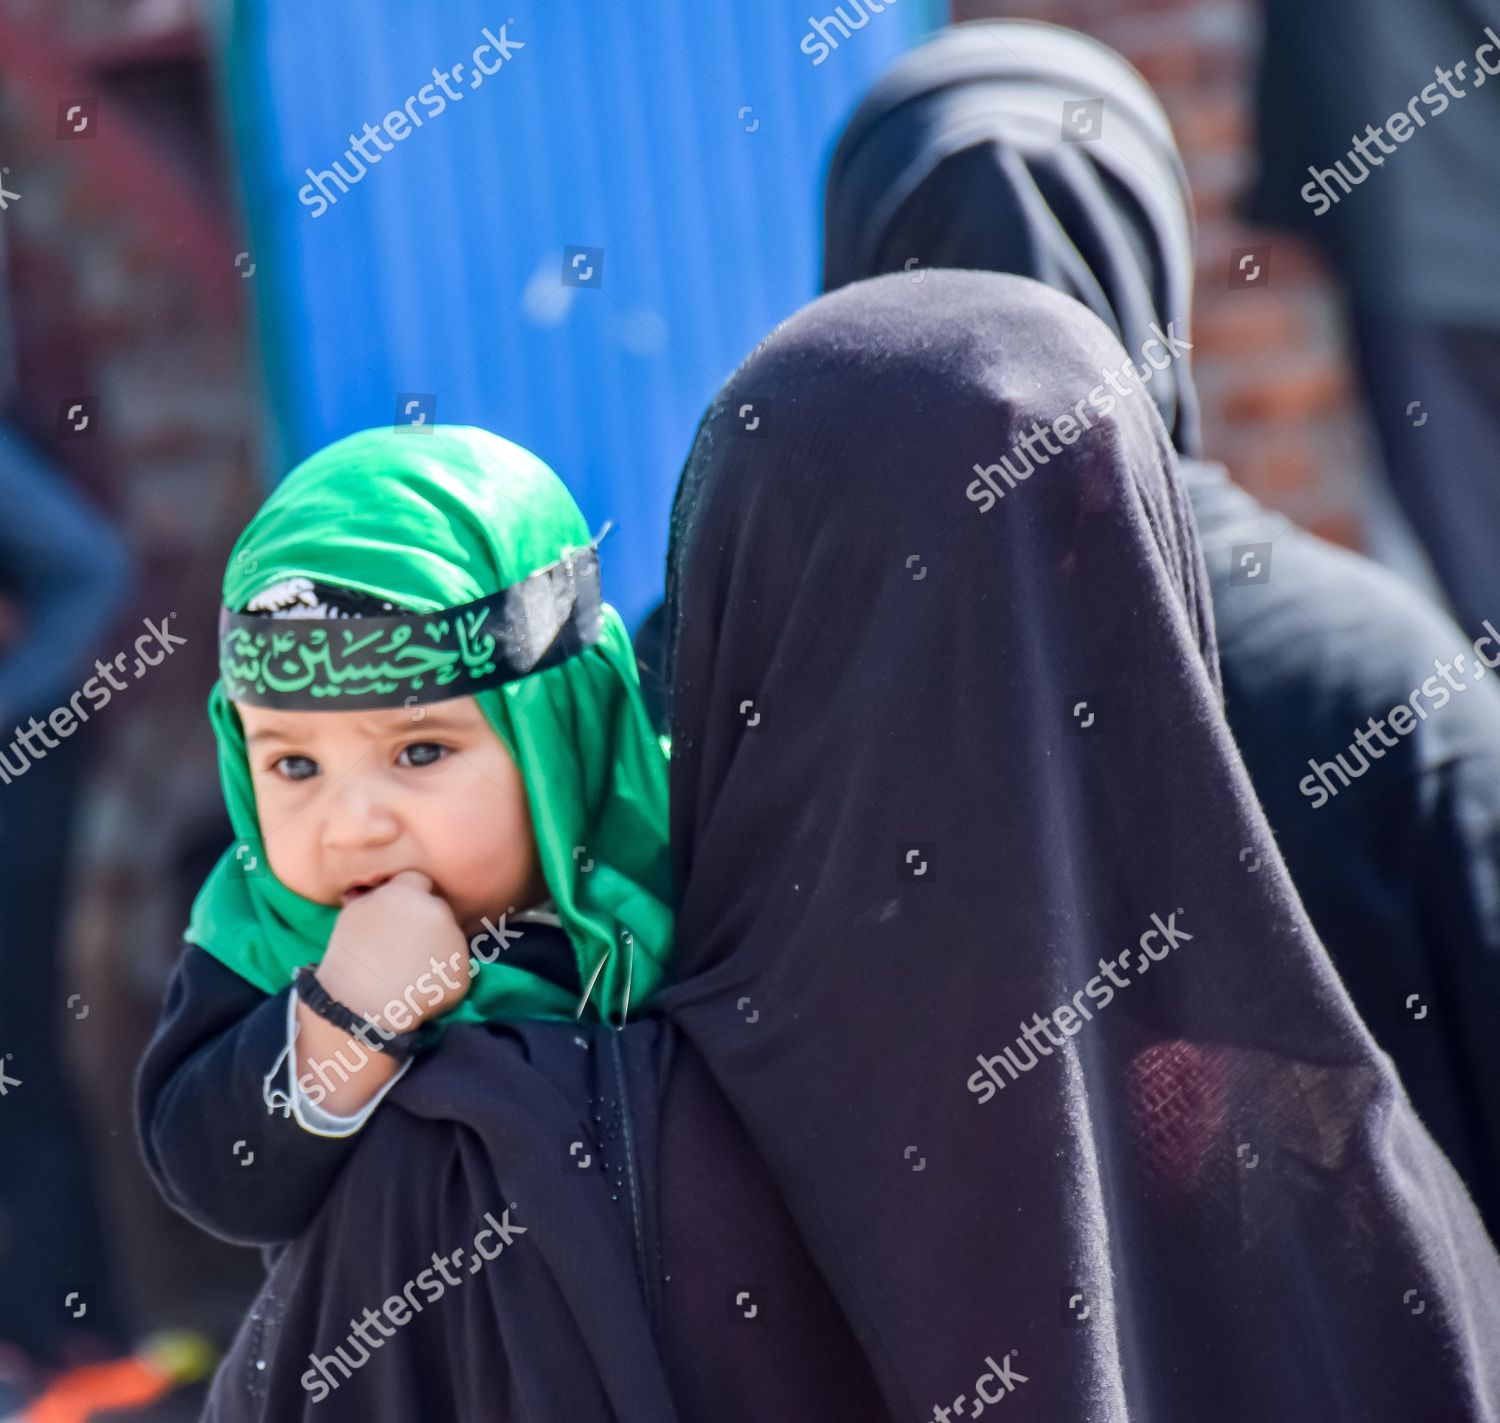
[293,965,430,1060]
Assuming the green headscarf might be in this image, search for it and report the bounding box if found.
[187,424,672,1026]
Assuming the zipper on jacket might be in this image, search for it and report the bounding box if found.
[606,1025,660,1340]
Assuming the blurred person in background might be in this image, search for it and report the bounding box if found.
[818,19,1500,1233]
[0,220,131,1404]
[1252,0,1500,642]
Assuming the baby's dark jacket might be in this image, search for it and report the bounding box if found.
[135,942,363,1247]
[138,919,581,1248]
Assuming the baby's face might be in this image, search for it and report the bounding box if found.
[234,695,546,933]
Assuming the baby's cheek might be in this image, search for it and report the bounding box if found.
[452,805,536,901]
[451,806,523,879]
[262,825,320,900]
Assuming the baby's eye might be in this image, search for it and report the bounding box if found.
[274,754,319,782]
[399,742,450,768]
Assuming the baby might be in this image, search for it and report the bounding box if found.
[138,423,671,1237]
[240,686,544,1117]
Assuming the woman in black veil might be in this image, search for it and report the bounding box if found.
[656,267,1500,1418]
[820,18,1500,1234]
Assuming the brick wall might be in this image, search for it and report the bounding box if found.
[951,0,1374,551]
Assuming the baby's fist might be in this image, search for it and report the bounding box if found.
[318,870,471,1025]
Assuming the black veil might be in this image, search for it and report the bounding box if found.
[823,18,1202,459]
[657,268,1500,1419]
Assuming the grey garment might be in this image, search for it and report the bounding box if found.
[1348,307,1500,643]
[0,424,130,720]
[1251,0,1500,326]
[1186,457,1500,1232]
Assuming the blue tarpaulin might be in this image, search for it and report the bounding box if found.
[215,0,942,626]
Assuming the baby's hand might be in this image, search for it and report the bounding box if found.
[315,870,471,1027]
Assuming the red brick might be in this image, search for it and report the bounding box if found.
[1114,39,1198,87]
[1223,365,1353,424]
[1194,235,1330,294]
[1190,297,1307,357]
[1304,509,1367,553]
[1174,95,1248,158]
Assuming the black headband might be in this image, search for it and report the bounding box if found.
[220,540,605,710]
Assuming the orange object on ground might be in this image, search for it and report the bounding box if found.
[22,1356,172,1422]
[18,1332,215,1423]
